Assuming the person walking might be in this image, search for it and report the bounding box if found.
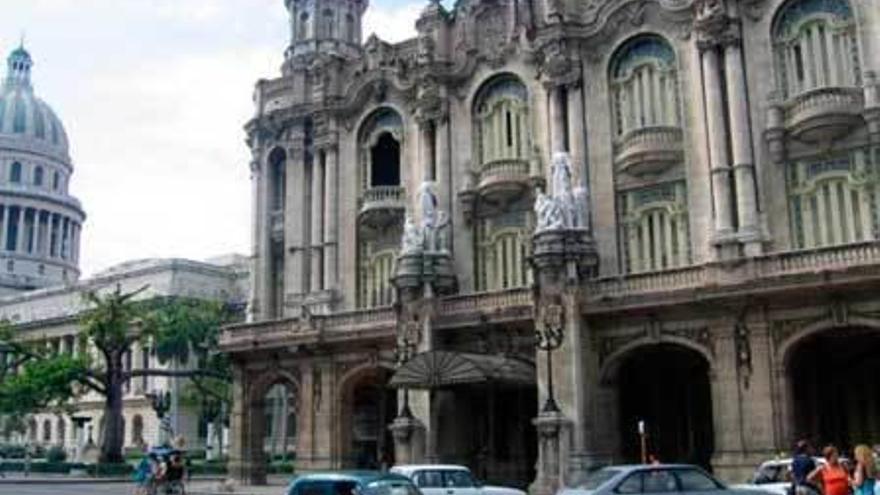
[853,445,876,495]
[792,440,819,495]
[809,445,852,495]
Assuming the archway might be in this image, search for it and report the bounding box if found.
[786,326,880,449]
[613,343,714,467]
[339,366,397,469]
[262,382,298,461]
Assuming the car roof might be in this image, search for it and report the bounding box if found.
[392,465,471,472]
[293,471,413,484]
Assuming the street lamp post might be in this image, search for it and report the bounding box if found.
[394,318,419,418]
[535,303,565,413]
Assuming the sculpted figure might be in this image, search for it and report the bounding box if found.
[401,215,423,254]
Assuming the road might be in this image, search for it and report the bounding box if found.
[0,483,134,495]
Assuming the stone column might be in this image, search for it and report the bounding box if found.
[53,214,63,259]
[287,135,308,298]
[530,412,572,495]
[549,85,567,154]
[16,207,26,253]
[724,39,761,255]
[310,156,325,293]
[567,82,587,185]
[228,364,264,485]
[435,116,452,222]
[701,45,736,252]
[323,144,338,292]
[247,158,264,320]
[0,205,8,251]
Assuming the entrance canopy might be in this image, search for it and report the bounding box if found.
[388,350,535,389]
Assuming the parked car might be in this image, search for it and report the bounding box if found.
[390,464,526,495]
[732,458,827,495]
[287,471,422,495]
[557,464,774,495]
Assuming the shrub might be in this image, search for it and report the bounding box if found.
[90,462,133,477]
[46,446,67,463]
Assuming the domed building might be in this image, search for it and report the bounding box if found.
[0,45,84,294]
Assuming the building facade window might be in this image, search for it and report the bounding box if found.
[475,210,532,291]
[474,75,531,167]
[773,0,859,99]
[610,35,679,137]
[299,13,309,41]
[9,162,22,183]
[787,147,880,248]
[619,181,691,273]
[34,166,43,186]
[323,9,335,39]
[359,108,403,191]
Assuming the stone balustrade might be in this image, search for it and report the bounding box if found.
[478,158,531,202]
[222,242,880,348]
[784,86,864,143]
[613,126,684,176]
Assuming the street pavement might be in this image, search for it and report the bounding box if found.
[0,476,289,495]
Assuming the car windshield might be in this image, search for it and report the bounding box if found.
[366,480,421,495]
[578,468,622,490]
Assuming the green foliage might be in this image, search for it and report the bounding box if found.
[80,286,148,355]
[46,445,67,463]
[147,298,229,366]
[0,443,26,459]
[0,354,90,415]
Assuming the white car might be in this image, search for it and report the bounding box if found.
[390,464,526,495]
[732,457,826,495]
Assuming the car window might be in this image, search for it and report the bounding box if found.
[675,469,723,492]
[414,471,444,488]
[366,480,421,495]
[295,481,360,495]
[615,474,642,494]
[754,465,787,484]
[581,468,623,491]
[642,470,678,493]
[445,471,476,488]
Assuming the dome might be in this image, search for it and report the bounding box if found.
[0,45,70,158]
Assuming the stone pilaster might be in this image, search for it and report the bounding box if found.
[286,129,308,299]
[322,140,339,293]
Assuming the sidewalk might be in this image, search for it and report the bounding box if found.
[0,472,289,493]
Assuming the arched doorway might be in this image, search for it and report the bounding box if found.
[262,382,298,460]
[339,367,397,469]
[614,344,714,467]
[244,372,299,484]
[786,326,880,449]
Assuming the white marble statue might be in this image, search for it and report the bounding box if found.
[535,152,591,232]
[401,214,423,254]
[417,182,451,252]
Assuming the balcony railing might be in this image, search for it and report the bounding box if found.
[613,126,683,176]
[784,86,864,143]
[358,185,405,225]
[477,158,531,202]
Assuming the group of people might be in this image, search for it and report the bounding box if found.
[133,447,187,495]
[791,441,880,495]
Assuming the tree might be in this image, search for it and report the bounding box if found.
[0,286,232,463]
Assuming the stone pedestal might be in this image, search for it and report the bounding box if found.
[389,415,427,465]
[394,251,457,297]
[530,412,572,495]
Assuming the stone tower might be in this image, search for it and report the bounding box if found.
[284,0,368,59]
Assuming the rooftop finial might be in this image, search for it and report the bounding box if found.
[4,39,33,90]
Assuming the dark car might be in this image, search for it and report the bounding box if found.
[287,471,424,495]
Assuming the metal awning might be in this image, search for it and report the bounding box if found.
[388,350,535,389]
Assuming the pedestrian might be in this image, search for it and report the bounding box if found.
[791,440,819,495]
[853,445,876,495]
[808,445,852,495]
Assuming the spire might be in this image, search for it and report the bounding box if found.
[5,41,33,90]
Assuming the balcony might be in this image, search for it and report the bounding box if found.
[614,126,683,176]
[358,185,405,227]
[477,158,532,203]
[784,87,865,143]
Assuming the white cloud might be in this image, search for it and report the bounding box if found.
[363,2,421,43]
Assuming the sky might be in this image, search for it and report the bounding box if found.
[0,0,426,277]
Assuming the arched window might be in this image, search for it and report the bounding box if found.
[609,35,679,137]
[34,166,43,186]
[9,162,22,183]
[787,148,880,248]
[473,75,531,168]
[772,0,859,98]
[359,108,403,191]
[475,221,532,290]
[298,12,309,41]
[57,418,66,446]
[619,182,691,273]
[323,9,335,39]
[345,14,355,42]
[43,419,51,442]
[358,248,396,307]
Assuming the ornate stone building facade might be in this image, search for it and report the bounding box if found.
[221,0,880,489]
